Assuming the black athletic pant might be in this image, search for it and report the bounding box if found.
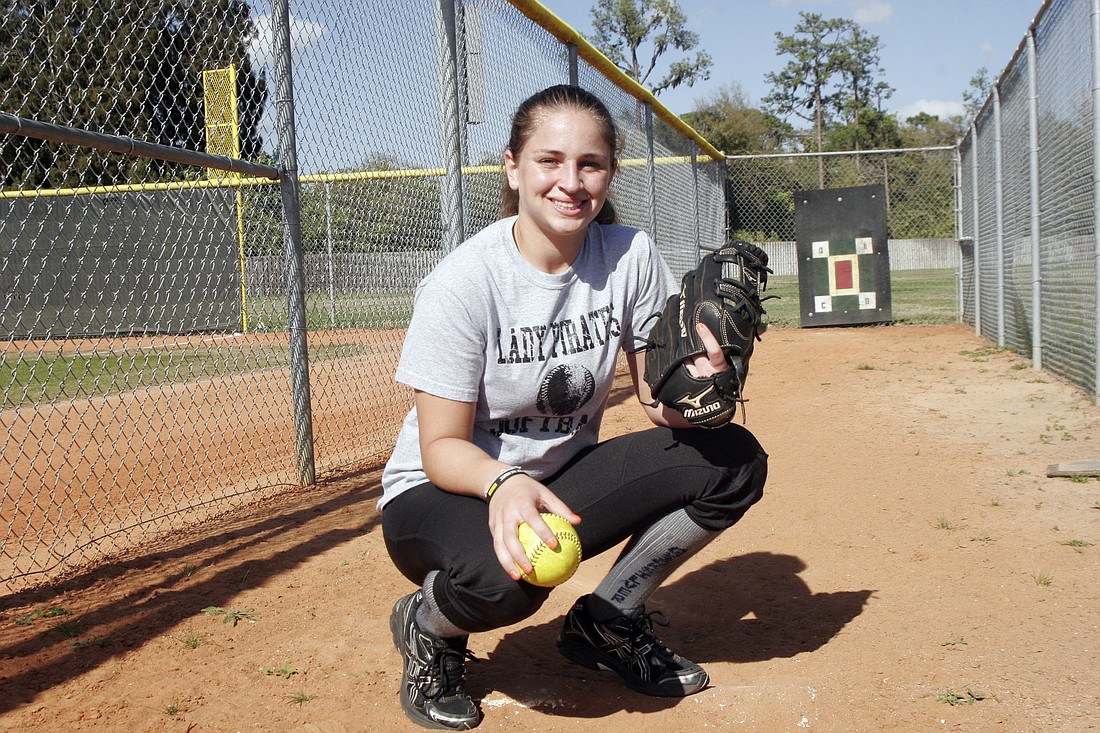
[382,424,767,633]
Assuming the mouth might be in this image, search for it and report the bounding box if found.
[551,199,587,215]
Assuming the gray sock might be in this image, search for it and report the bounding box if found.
[415,570,470,639]
[589,508,718,620]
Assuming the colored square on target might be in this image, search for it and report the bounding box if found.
[834,259,853,290]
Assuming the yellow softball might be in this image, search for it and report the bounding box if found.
[516,512,582,587]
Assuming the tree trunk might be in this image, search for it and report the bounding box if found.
[815,90,825,188]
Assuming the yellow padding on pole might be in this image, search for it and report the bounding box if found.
[203,65,249,332]
[203,65,242,179]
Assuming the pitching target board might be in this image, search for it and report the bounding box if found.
[795,184,892,328]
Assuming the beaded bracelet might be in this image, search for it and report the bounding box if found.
[485,466,526,501]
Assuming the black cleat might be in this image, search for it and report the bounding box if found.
[557,594,709,697]
[390,591,480,730]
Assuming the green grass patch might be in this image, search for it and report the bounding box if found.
[1032,570,1054,587]
[286,691,315,706]
[1,290,406,410]
[764,268,958,329]
[161,700,183,718]
[245,291,414,331]
[936,688,989,705]
[261,661,298,679]
[1,348,281,408]
[14,605,72,625]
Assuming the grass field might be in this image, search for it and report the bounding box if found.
[0,342,367,409]
[762,268,959,329]
[1,269,959,409]
[245,291,415,332]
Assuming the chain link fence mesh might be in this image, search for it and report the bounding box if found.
[725,148,959,275]
[998,55,1032,358]
[974,106,1000,342]
[1,0,725,591]
[958,0,1099,401]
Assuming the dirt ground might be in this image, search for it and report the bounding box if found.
[1,323,1098,732]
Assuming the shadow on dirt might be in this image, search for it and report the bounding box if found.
[604,371,637,410]
[477,551,873,718]
[0,462,385,716]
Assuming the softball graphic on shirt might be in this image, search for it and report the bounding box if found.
[536,364,595,416]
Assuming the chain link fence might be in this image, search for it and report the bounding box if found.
[958,0,1100,402]
[0,0,726,591]
[725,147,959,276]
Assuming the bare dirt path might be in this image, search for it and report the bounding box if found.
[1,324,1098,732]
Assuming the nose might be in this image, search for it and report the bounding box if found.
[558,162,582,192]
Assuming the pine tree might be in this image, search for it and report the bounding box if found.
[0,0,268,188]
[589,0,712,95]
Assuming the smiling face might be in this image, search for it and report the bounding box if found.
[504,107,617,253]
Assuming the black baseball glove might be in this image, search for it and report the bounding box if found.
[641,242,771,428]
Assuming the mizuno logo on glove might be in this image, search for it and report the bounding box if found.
[676,385,715,411]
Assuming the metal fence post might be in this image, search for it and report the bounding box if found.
[954,148,963,320]
[273,0,316,486]
[644,101,658,241]
[691,143,701,252]
[1027,29,1043,371]
[437,0,466,253]
[970,125,982,337]
[567,44,579,85]
[993,87,1006,348]
[1092,0,1100,403]
[719,156,728,241]
[325,181,336,328]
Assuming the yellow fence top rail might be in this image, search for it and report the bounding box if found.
[2,158,699,197]
[507,0,723,162]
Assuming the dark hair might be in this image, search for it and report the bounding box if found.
[498,84,619,224]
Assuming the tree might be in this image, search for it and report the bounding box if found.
[902,113,963,147]
[590,0,712,95]
[834,24,893,155]
[682,83,791,154]
[2,1,156,187]
[683,84,794,241]
[883,149,956,238]
[150,1,267,162]
[962,66,993,122]
[761,12,851,186]
[0,0,267,188]
[825,106,901,152]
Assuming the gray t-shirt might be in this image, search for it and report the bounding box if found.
[378,216,675,510]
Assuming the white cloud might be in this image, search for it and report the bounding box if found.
[851,1,893,25]
[896,99,966,121]
[767,0,892,25]
[248,13,329,70]
[980,41,1004,66]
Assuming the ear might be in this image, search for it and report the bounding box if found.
[504,148,520,190]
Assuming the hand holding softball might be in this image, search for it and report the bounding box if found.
[485,474,579,582]
[516,512,582,587]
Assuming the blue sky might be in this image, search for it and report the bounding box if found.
[536,0,1043,121]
